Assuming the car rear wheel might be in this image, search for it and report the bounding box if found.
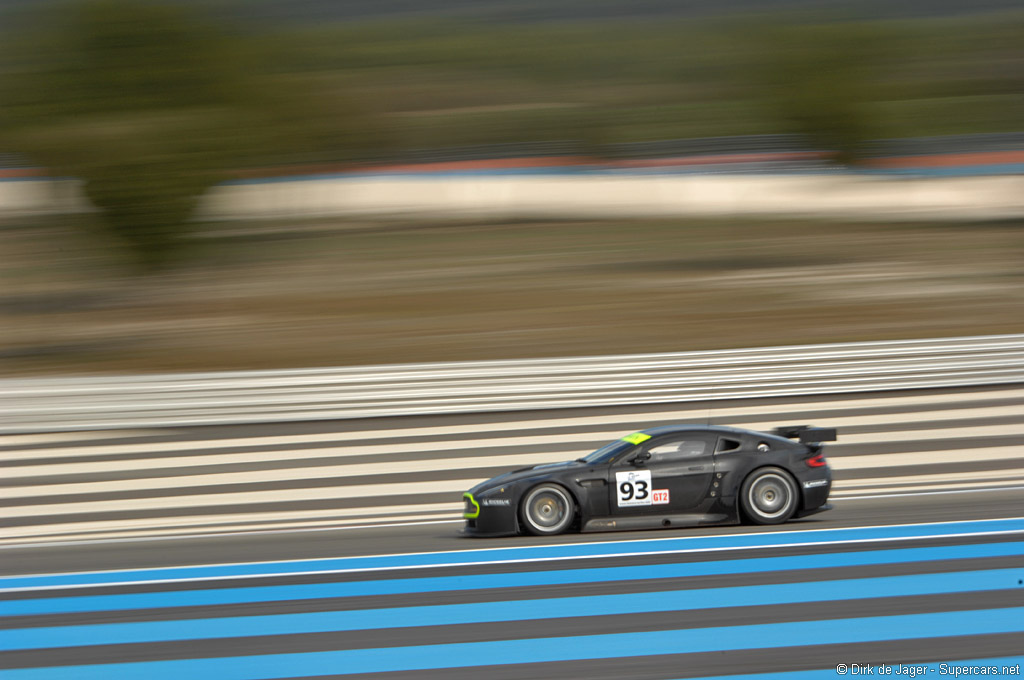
[740,467,798,525]
[520,484,575,535]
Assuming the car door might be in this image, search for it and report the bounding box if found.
[609,433,717,515]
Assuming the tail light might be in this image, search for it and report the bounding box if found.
[806,453,827,468]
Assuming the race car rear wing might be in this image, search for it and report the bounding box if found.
[772,425,837,444]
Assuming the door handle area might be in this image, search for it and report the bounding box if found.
[688,466,706,471]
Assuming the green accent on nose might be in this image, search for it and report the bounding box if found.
[463,492,480,519]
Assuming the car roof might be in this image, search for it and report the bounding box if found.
[638,423,789,442]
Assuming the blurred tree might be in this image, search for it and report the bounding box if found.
[753,23,891,165]
[0,0,377,270]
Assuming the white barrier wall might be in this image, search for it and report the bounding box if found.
[199,174,1024,221]
[4,174,1024,221]
[4,334,1024,432]
[0,179,87,217]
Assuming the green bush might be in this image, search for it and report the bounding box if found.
[0,0,376,270]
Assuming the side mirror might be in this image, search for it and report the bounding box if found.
[631,451,650,466]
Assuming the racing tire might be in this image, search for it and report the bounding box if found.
[740,467,798,525]
[520,484,575,536]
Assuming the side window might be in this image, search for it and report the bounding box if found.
[716,438,741,453]
[646,438,708,463]
[611,446,639,464]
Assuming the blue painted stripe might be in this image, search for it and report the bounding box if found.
[677,657,1024,680]
[5,518,1022,591]
[8,165,1022,188]
[3,568,1019,651]
[223,167,598,183]
[220,163,1024,183]
[868,164,1024,176]
[3,541,1021,617]
[5,607,1024,679]
[0,177,65,183]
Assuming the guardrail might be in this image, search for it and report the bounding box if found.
[2,334,1023,433]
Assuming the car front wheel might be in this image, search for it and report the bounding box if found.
[740,467,798,525]
[520,484,575,535]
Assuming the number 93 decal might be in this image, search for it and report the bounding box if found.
[615,470,652,506]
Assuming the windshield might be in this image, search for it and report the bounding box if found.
[578,439,635,464]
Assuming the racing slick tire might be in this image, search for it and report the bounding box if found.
[740,467,798,525]
[520,484,575,535]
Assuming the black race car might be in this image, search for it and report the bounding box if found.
[463,424,834,536]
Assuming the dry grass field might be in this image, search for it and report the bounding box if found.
[2,215,1023,375]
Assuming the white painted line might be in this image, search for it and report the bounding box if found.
[5,516,1024,590]
[835,423,1024,444]
[0,478,481,518]
[0,512,463,546]
[0,519,467,551]
[0,452,564,498]
[734,407,1024,439]
[832,477,1024,495]
[828,446,1024,470]
[4,386,1022,461]
[3,386,1021,547]
[7,413,1024,482]
[6,470,1019,543]
[835,469,1024,489]
[0,431,165,447]
[0,502,462,540]
[7,443,1024,499]
[836,485,1024,501]
[8,526,1024,591]
[0,429,628,468]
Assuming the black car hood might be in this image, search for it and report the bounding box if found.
[469,460,585,494]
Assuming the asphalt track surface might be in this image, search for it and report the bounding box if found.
[2,385,1024,678]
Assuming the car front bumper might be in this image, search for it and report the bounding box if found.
[462,492,519,537]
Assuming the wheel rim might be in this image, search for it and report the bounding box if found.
[748,473,792,519]
[526,488,569,531]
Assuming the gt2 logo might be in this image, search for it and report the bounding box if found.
[616,470,651,506]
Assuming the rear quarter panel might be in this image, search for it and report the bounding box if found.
[714,436,817,508]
